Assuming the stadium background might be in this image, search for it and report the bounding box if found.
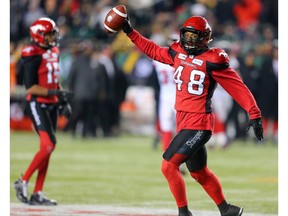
[9,0,279,216]
[10,0,278,141]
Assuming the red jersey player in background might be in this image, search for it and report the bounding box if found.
[14,17,73,206]
[121,15,263,216]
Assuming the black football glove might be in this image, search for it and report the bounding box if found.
[58,103,72,119]
[57,90,74,105]
[122,16,133,34]
[48,89,74,105]
[245,118,264,141]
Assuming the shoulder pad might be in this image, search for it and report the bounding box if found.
[206,47,230,64]
[21,45,45,57]
[170,41,185,53]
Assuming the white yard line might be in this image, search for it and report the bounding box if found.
[10,203,277,216]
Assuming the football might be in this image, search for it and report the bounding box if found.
[104,5,127,34]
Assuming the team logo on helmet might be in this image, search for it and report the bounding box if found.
[180,16,212,55]
[29,17,59,48]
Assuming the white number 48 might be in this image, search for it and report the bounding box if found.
[173,66,206,95]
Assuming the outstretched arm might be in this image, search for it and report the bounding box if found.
[122,19,174,66]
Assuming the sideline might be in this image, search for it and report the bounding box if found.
[11,203,277,216]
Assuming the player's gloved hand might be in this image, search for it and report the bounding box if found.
[57,90,74,104]
[245,118,264,141]
[58,103,72,118]
[122,16,133,34]
[48,89,74,105]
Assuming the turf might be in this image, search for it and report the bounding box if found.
[10,131,278,214]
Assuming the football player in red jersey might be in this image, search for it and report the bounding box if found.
[121,16,263,216]
[14,17,73,206]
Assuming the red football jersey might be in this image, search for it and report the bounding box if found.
[128,30,261,131]
[21,45,60,103]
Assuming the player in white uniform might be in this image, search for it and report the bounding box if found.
[151,33,179,151]
[153,60,176,151]
[152,33,187,175]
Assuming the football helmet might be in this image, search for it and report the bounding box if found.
[29,17,59,48]
[180,16,212,55]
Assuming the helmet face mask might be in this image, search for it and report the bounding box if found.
[180,16,212,55]
[30,17,59,48]
[44,29,59,47]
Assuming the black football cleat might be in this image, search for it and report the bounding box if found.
[179,211,193,216]
[29,192,57,206]
[178,206,193,216]
[14,178,29,204]
[221,204,243,216]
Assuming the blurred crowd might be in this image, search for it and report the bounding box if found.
[10,0,278,143]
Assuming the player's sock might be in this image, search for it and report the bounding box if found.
[162,131,173,151]
[22,150,49,181]
[161,159,187,207]
[22,132,55,182]
[214,116,225,133]
[262,118,269,136]
[190,166,225,205]
[34,155,51,192]
[273,120,278,136]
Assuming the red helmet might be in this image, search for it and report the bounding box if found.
[180,16,212,55]
[29,17,59,48]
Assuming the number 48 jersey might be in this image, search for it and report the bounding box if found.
[171,45,230,114]
[128,29,261,121]
[21,44,60,103]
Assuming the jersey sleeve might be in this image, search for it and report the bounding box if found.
[127,29,174,66]
[22,56,42,89]
[207,48,261,119]
[212,67,261,120]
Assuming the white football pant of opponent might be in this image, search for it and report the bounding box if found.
[153,60,176,151]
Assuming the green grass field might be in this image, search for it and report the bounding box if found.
[10,131,278,214]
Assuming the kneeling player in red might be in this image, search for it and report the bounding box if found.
[121,15,263,216]
[14,17,72,206]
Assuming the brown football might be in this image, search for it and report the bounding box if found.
[104,5,127,34]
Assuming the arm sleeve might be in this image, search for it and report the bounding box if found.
[22,56,42,89]
[127,29,174,65]
[212,67,261,119]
